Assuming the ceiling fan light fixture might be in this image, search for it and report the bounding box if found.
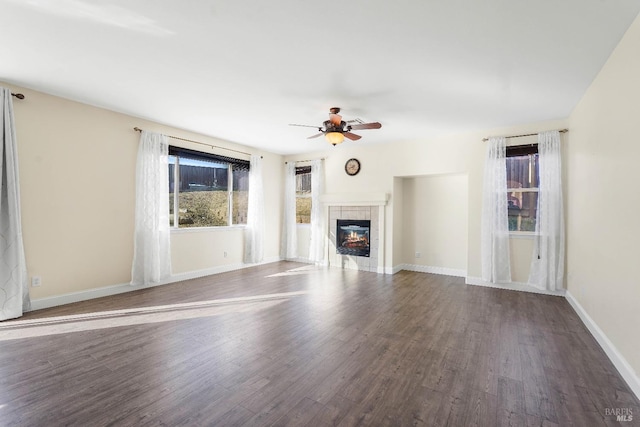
[326,132,344,146]
[290,107,381,144]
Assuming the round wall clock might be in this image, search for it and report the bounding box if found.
[345,158,361,176]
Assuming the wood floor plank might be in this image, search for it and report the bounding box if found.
[519,343,558,422]
[271,397,324,426]
[525,414,560,427]
[462,388,498,427]
[336,375,395,426]
[0,261,637,426]
[497,375,527,427]
[301,344,374,405]
[303,392,354,426]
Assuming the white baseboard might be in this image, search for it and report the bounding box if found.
[171,255,281,281]
[402,264,466,278]
[286,257,315,265]
[30,282,134,311]
[383,264,466,277]
[465,276,566,297]
[565,291,640,400]
[384,265,404,275]
[30,257,281,311]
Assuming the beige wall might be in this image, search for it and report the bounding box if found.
[170,228,245,274]
[392,177,404,268]
[5,83,283,299]
[567,14,640,376]
[401,174,468,271]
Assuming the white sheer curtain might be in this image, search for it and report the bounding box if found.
[131,131,171,286]
[281,162,297,259]
[308,159,325,264]
[244,155,265,263]
[0,88,30,320]
[481,136,512,283]
[529,131,565,291]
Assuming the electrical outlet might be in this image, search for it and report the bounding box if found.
[415,252,421,258]
[223,251,228,258]
[31,276,42,287]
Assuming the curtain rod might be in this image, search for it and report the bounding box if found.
[285,158,326,164]
[11,93,25,99]
[133,127,255,157]
[482,128,568,142]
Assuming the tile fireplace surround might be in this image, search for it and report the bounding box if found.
[322,193,388,273]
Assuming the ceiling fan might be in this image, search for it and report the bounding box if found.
[289,107,382,146]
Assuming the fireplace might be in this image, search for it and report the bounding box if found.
[324,194,388,273]
[336,219,370,257]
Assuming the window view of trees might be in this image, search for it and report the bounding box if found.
[295,166,311,224]
[169,150,249,228]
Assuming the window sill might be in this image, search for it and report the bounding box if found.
[509,232,537,239]
[170,225,246,234]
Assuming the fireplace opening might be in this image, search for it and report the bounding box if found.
[336,219,370,257]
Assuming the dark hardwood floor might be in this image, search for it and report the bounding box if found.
[1,261,638,426]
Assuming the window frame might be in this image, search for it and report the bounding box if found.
[506,144,539,236]
[169,146,250,230]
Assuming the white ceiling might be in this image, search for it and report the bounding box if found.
[2,0,639,154]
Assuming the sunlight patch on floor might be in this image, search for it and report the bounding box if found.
[266,265,328,278]
[0,291,308,341]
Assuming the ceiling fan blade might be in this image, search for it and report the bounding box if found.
[349,122,382,130]
[329,113,342,126]
[289,123,321,128]
[344,132,362,141]
[307,133,324,139]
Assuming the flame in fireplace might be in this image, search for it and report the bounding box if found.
[337,220,371,257]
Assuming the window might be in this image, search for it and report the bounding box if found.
[506,144,539,232]
[295,166,311,224]
[168,147,249,228]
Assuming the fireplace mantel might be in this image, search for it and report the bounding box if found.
[320,193,388,206]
